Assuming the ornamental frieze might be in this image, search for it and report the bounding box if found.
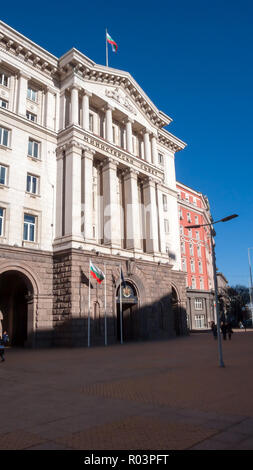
[105,87,137,116]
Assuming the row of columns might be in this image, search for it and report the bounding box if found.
[56,144,166,254]
[64,86,159,166]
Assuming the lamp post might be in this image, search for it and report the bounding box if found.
[186,213,238,368]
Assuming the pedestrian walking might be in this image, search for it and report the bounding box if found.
[2,331,9,346]
[227,323,233,340]
[211,321,217,339]
[221,322,227,340]
[0,338,5,362]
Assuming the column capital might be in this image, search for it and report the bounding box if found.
[123,167,139,180]
[18,71,31,80]
[82,146,96,158]
[102,156,118,171]
[102,103,115,112]
[65,139,83,155]
[81,88,92,97]
[122,116,134,125]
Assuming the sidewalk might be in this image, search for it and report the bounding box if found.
[0,331,253,450]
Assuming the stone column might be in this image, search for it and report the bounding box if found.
[44,87,55,129]
[17,71,30,116]
[123,169,141,251]
[142,178,159,254]
[81,147,95,242]
[59,91,66,130]
[82,90,92,131]
[64,141,82,238]
[102,158,121,247]
[55,147,64,238]
[70,86,79,126]
[151,133,158,166]
[143,129,152,163]
[105,105,114,143]
[125,117,133,154]
[157,185,167,254]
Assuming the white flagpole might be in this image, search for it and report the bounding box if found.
[120,263,123,344]
[88,259,91,348]
[106,28,108,67]
[104,262,107,346]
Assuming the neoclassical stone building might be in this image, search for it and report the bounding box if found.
[0,21,188,347]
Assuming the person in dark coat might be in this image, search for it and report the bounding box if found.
[2,331,9,346]
[221,322,227,340]
[211,321,217,339]
[227,323,233,340]
[0,338,5,362]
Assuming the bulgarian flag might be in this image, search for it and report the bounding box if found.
[106,31,118,52]
[90,261,105,284]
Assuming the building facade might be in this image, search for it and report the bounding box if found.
[177,182,215,330]
[0,21,189,347]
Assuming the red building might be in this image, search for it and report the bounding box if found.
[177,182,215,330]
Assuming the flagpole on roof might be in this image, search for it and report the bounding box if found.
[88,259,91,348]
[106,28,108,67]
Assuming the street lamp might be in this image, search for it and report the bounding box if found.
[186,213,239,368]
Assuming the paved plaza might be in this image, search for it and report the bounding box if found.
[0,330,253,450]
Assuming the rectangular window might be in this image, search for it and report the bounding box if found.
[27,87,37,102]
[196,231,200,240]
[195,215,199,224]
[192,277,196,289]
[0,165,7,185]
[0,73,9,87]
[182,258,187,272]
[158,153,164,165]
[0,126,9,147]
[181,241,185,254]
[198,261,203,274]
[0,99,8,109]
[26,111,37,122]
[195,298,203,310]
[26,174,39,194]
[162,194,167,212]
[180,225,183,235]
[0,208,4,236]
[164,219,169,233]
[187,212,191,222]
[188,228,192,237]
[190,260,195,273]
[197,245,201,257]
[200,278,204,290]
[193,197,197,206]
[89,113,94,132]
[185,194,189,201]
[28,139,39,158]
[195,314,205,328]
[23,214,36,242]
[179,209,183,220]
[189,243,194,256]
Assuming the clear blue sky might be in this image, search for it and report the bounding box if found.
[1,0,253,287]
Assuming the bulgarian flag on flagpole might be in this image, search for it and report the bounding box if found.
[106,31,118,52]
[90,261,105,284]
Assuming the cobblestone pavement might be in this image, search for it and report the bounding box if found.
[0,330,253,450]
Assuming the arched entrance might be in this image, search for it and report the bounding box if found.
[172,286,181,336]
[0,270,34,346]
[116,281,139,342]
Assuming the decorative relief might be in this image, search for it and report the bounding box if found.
[105,87,137,116]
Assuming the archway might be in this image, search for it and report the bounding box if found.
[0,270,34,346]
[172,286,181,336]
[116,281,139,342]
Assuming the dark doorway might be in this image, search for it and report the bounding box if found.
[116,282,139,342]
[0,271,33,346]
[172,287,181,336]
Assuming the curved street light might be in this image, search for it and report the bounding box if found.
[186,213,239,368]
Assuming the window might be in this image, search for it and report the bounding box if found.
[196,230,200,240]
[0,208,4,236]
[164,219,169,233]
[198,261,203,274]
[195,298,203,310]
[192,277,196,289]
[195,314,205,329]
[23,214,36,242]
[189,243,194,256]
[27,87,37,102]
[185,194,189,201]
[188,228,192,237]
[193,197,197,206]
[181,241,185,254]
[162,194,167,212]
[0,99,8,109]
[0,165,7,185]
[179,209,183,220]
[200,278,204,290]
[158,153,164,165]
[190,260,195,273]
[195,215,199,224]
[89,113,94,132]
[0,126,9,147]
[180,225,183,235]
[182,258,187,272]
[26,174,39,195]
[26,111,37,122]
[28,139,39,158]
[197,245,201,257]
[0,73,9,87]
[187,212,191,222]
